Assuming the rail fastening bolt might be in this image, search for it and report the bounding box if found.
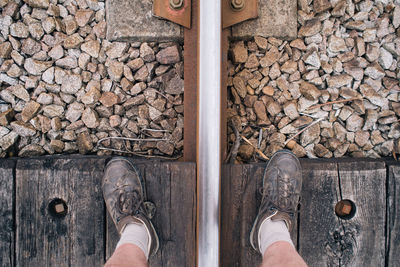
[170,0,184,10]
[231,0,245,11]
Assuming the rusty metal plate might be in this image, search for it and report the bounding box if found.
[153,0,191,29]
[222,0,258,29]
[183,0,197,161]
[232,0,297,39]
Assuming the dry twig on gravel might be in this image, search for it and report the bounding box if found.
[97,147,182,160]
[142,128,169,132]
[96,136,181,160]
[258,128,263,148]
[307,97,361,110]
[241,135,269,161]
[97,136,168,144]
[284,117,325,146]
[225,121,242,163]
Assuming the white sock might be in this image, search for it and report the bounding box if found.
[258,217,294,255]
[116,221,150,259]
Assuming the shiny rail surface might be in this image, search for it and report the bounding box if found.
[197,0,222,266]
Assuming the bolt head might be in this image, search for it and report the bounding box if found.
[231,0,245,11]
[55,203,65,214]
[335,200,353,217]
[170,0,184,10]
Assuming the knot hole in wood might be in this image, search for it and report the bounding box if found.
[325,225,359,266]
[48,198,68,218]
[335,199,356,220]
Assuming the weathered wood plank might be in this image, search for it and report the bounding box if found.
[338,161,386,267]
[6,155,394,266]
[0,159,16,267]
[299,160,386,267]
[221,164,262,267]
[298,161,339,266]
[15,156,106,266]
[221,163,299,267]
[106,161,196,267]
[387,163,400,267]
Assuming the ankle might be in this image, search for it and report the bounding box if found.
[258,218,294,255]
[117,221,151,259]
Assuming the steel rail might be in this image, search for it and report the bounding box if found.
[197,0,221,266]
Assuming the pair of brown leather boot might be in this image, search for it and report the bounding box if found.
[102,150,302,256]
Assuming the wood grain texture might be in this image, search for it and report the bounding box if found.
[15,156,106,266]
[221,164,262,267]
[387,163,400,267]
[106,161,196,267]
[299,160,386,267]
[298,161,339,266]
[221,163,299,267]
[0,159,16,267]
[338,161,386,267]
[0,156,394,266]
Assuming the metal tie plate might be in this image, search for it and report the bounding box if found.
[153,0,191,28]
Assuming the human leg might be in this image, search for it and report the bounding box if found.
[103,158,159,266]
[105,244,147,267]
[250,150,307,267]
[261,241,307,267]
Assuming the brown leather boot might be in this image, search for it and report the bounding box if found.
[250,150,302,254]
[102,157,159,257]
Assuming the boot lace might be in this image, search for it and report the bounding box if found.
[259,167,299,216]
[115,185,143,216]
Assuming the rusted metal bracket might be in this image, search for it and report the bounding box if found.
[222,0,258,28]
[153,0,191,29]
[153,0,257,30]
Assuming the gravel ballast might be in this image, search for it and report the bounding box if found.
[0,0,183,157]
[0,0,399,160]
[227,0,400,161]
